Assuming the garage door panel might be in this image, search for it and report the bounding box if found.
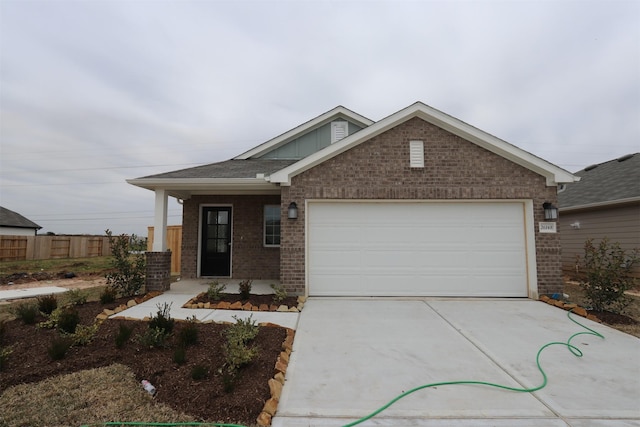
[308,202,528,297]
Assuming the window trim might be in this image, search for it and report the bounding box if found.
[263,205,281,247]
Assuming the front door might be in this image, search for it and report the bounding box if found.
[200,207,232,276]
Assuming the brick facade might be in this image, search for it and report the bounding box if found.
[281,117,562,296]
[181,195,280,280]
[145,251,172,292]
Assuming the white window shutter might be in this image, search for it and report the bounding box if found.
[331,121,348,143]
[409,140,424,168]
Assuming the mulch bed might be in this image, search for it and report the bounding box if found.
[0,297,287,424]
[589,310,638,325]
[186,293,300,311]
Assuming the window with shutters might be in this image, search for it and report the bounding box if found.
[331,121,348,143]
[409,140,425,168]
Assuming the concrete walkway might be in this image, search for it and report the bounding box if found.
[0,279,300,329]
[274,298,640,427]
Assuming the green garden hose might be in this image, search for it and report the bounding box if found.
[82,310,604,427]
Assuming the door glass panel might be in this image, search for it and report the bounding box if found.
[218,224,228,238]
[207,211,217,224]
[217,240,228,253]
[208,225,218,239]
[206,239,217,254]
[218,211,228,224]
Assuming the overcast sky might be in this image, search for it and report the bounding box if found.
[1,0,638,236]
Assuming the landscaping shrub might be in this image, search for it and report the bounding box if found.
[99,286,117,304]
[57,308,80,334]
[579,238,639,313]
[47,337,73,360]
[65,289,87,306]
[220,315,260,391]
[238,279,252,300]
[37,294,58,315]
[173,347,186,365]
[206,280,226,300]
[69,323,99,346]
[148,302,174,334]
[0,344,12,371]
[14,303,38,325]
[177,317,199,347]
[105,229,146,297]
[270,283,288,304]
[191,364,208,380]
[115,323,134,349]
[136,327,170,349]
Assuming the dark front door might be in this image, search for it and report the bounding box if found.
[200,207,231,276]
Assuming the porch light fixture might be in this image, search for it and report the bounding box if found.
[287,202,298,219]
[543,202,558,220]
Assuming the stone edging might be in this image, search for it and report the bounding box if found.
[539,295,601,323]
[182,293,307,313]
[257,327,295,426]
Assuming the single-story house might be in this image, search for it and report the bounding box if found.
[558,153,640,278]
[128,102,578,298]
[0,206,42,236]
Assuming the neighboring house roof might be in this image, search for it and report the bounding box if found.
[128,101,578,198]
[0,206,42,230]
[558,153,640,211]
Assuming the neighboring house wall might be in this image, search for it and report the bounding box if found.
[281,117,561,295]
[0,227,37,236]
[181,194,281,279]
[560,203,640,278]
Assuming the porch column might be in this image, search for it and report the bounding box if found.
[153,189,168,251]
[146,189,171,292]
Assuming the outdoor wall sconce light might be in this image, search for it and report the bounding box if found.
[543,202,558,220]
[288,202,298,219]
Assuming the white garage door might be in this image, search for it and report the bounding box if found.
[307,201,529,297]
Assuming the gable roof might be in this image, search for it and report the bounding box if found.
[235,106,373,159]
[558,153,640,210]
[128,101,578,198]
[0,206,42,230]
[269,102,578,187]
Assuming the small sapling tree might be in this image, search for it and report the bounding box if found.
[105,229,146,297]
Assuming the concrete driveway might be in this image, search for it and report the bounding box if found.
[273,298,640,427]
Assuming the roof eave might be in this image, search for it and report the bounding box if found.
[270,102,580,187]
[560,196,640,212]
[126,178,280,198]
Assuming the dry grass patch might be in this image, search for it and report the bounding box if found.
[0,364,195,427]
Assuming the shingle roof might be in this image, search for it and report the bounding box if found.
[0,206,42,229]
[139,159,299,179]
[558,153,640,208]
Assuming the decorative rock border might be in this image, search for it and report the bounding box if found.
[257,327,295,427]
[94,291,163,322]
[183,294,307,313]
[539,295,601,323]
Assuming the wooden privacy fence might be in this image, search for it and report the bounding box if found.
[0,235,111,262]
[147,226,182,275]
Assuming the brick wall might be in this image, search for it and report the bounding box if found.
[281,116,562,296]
[181,195,281,280]
[145,251,172,292]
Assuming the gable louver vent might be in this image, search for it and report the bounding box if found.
[409,140,425,168]
[331,121,348,143]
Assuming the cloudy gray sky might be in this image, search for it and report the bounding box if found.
[1,0,638,236]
